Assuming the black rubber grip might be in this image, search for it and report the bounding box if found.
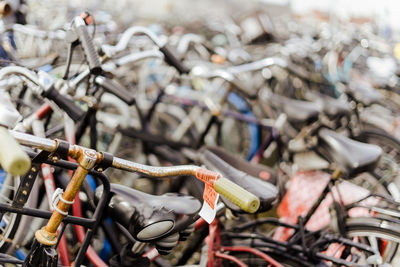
[95,77,135,105]
[42,86,85,122]
[75,24,102,75]
[159,45,190,74]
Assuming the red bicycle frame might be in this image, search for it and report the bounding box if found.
[145,215,284,267]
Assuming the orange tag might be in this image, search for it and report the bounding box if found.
[196,168,220,186]
[199,185,220,223]
[196,168,220,217]
[203,184,218,209]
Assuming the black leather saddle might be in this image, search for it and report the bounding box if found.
[95,184,201,253]
[318,128,382,177]
[268,94,321,124]
[199,146,278,213]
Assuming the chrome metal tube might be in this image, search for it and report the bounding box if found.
[191,66,234,81]
[0,66,40,85]
[118,26,164,47]
[13,24,66,40]
[227,57,287,74]
[9,130,57,152]
[102,26,164,57]
[112,157,199,177]
[177,33,204,55]
[115,50,164,66]
[9,130,201,177]
[59,68,90,95]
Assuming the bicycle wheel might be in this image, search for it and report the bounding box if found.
[219,110,255,160]
[220,92,260,160]
[222,249,309,267]
[346,216,400,264]
[0,170,21,252]
[150,102,198,146]
[355,129,400,200]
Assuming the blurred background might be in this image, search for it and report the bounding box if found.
[15,0,400,34]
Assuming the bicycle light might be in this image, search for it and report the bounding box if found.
[136,220,175,241]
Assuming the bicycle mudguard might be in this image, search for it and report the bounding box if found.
[274,170,379,241]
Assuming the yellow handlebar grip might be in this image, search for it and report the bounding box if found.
[214,177,260,213]
[0,127,31,176]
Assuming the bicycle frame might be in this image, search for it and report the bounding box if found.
[143,209,285,267]
[172,196,381,267]
[205,218,285,267]
[275,170,382,241]
[0,154,110,266]
[16,101,108,266]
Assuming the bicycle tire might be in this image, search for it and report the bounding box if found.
[223,249,310,267]
[221,93,259,160]
[0,171,22,252]
[150,103,198,146]
[345,216,400,264]
[355,128,400,200]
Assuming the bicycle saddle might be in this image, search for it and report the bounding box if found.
[347,82,381,106]
[307,92,351,119]
[318,128,382,177]
[268,94,321,124]
[199,146,278,213]
[95,184,201,253]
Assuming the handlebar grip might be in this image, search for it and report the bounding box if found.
[95,76,135,105]
[159,44,190,74]
[0,127,31,176]
[214,177,260,213]
[75,20,102,75]
[42,86,85,122]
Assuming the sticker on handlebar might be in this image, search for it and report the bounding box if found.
[195,168,220,186]
[199,185,219,224]
[204,184,218,209]
[196,168,220,223]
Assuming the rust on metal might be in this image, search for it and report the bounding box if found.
[39,147,102,243]
[35,227,58,246]
[8,129,220,246]
[43,165,89,234]
[112,157,199,177]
